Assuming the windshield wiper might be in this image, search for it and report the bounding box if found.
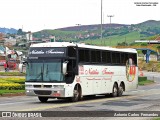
[26,79,37,82]
[46,65,48,76]
[41,66,44,81]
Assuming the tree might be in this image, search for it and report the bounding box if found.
[17,29,23,35]
[117,42,128,46]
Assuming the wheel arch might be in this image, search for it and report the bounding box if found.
[114,82,118,88]
[74,83,82,96]
[120,81,125,91]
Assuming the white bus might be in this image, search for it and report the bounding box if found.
[19,42,138,102]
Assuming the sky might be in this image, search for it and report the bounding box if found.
[0,0,159,32]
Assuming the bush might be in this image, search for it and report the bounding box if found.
[138,77,154,85]
[0,78,25,84]
[138,77,147,81]
[141,43,148,46]
[0,83,24,90]
[0,77,25,90]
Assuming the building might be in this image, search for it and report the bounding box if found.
[135,36,160,44]
[26,31,33,41]
[0,33,5,45]
[4,37,17,46]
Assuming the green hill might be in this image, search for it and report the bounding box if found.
[33,20,160,46]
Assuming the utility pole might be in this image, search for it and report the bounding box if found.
[107,15,114,29]
[107,15,114,46]
[100,0,103,45]
[75,24,81,43]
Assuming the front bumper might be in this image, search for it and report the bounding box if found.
[25,83,73,97]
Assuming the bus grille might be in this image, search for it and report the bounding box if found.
[34,90,52,95]
[34,85,52,88]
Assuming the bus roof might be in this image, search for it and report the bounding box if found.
[30,42,137,53]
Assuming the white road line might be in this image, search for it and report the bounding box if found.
[0,101,34,106]
[128,88,160,93]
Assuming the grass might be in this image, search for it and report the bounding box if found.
[85,31,141,46]
[153,118,160,120]
[138,77,154,85]
[0,90,25,95]
[0,72,25,76]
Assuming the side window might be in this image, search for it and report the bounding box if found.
[96,51,101,62]
[91,50,101,63]
[78,49,90,62]
[116,53,120,63]
[121,53,128,65]
[102,51,111,63]
[85,49,90,62]
[112,52,120,64]
[106,52,111,63]
[79,49,85,62]
[91,50,96,62]
[102,51,107,63]
[112,52,116,64]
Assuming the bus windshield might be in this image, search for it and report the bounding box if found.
[26,59,64,82]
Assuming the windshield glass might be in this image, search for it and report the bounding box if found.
[26,59,64,82]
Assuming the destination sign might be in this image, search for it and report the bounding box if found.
[28,47,66,57]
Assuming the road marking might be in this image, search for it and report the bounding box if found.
[0,101,33,106]
[130,90,145,92]
[20,89,160,111]
[130,88,160,93]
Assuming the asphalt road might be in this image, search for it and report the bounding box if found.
[0,72,160,120]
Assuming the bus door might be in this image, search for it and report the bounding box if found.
[65,59,76,84]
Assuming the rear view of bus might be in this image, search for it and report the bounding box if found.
[19,42,138,102]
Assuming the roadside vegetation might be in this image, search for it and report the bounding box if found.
[0,90,25,95]
[0,77,25,96]
[138,77,154,85]
[153,118,160,120]
[138,59,160,72]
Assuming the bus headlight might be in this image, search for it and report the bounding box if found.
[26,90,32,93]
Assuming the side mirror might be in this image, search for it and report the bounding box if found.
[19,61,27,73]
[19,63,23,73]
[62,61,68,75]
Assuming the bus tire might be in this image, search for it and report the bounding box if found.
[38,96,48,103]
[71,85,80,102]
[111,83,118,97]
[118,83,124,97]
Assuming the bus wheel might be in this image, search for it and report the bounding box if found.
[111,83,118,97]
[71,86,79,102]
[38,97,48,103]
[118,83,124,97]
